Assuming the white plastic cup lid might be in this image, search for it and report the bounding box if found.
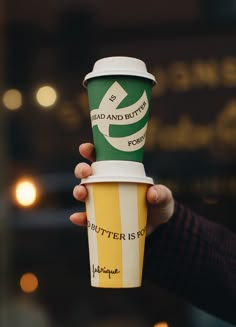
[81,161,154,185]
[83,56,157,87]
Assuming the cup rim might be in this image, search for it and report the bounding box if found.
[83,70,157,87]
[81,175,154,185]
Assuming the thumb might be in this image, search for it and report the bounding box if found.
[146,184,175,235]
[147,184,173,207]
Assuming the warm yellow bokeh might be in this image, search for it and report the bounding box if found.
[154,322,169,327]
[20,272,39,293]
[36,85,57,107]
[14,178,38,207]
[2,89,22,110]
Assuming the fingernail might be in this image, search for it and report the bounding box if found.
[70,213,76,219]
[153,187,158,201]
[80,164,86,177]
[154,190,158,201]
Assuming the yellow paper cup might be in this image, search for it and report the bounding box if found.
[82,161,153,288]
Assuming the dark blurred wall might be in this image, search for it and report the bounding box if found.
[6,0,199,27]
[0,0,11,323]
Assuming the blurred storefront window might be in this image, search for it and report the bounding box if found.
[1,1,236,326]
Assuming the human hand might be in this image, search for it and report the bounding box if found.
[70,143,175,236]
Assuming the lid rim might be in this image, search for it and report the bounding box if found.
[83,71,157,87]
[81,176,154,185]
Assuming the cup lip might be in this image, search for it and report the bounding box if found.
[83,70,157,87]
[81,175,154,185]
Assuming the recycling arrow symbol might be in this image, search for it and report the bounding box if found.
[91,81,149,152]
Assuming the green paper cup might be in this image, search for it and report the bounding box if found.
[83,57,157,162]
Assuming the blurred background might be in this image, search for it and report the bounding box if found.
[0,0,236,326]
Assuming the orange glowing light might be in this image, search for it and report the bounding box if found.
[14,178,38,207]
[20,272,39,293]
[154,322,169,327]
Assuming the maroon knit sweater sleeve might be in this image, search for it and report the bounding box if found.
[143,201,236,325]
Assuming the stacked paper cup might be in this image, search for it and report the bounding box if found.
[82,57,157,288]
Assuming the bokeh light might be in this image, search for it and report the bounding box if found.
[203,197,219,205]
[2,89,22,110]
[14,178,38,207]
[20,272,39,293]
[36,85,57,107]
[154,322,169,327]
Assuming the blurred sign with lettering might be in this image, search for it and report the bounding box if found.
[96,29,236,197]
[7,27,236,200]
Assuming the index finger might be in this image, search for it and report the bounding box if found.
[79,143,96,162]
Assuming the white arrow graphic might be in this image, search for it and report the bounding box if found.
[91,81,149,152]
[104,122,148,152]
